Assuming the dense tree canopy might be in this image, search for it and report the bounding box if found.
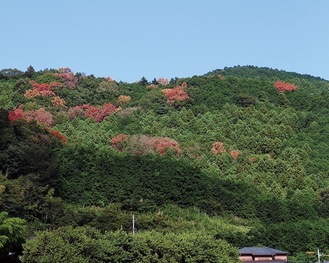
[1,65,329,261]
[21,226,239,263]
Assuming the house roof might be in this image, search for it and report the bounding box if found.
[239,247,289,256]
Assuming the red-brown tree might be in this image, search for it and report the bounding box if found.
[162,82,189,104]
[111,133,128,151]
[25,108,54,127]
[8,107,25,122]
[231,150,239,160]
[51,96,66,107]
[274,81,297,92]
[148,137,182,156]
[24,80,62,98]
[53,68,78,89]
[211,142,226,155]
[68,103,117,122]
[48,129,67,143]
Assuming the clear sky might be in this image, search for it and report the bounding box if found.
[1,0,329,82]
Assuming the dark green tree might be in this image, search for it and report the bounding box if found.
[24,65,35,78]
[139,76,148,86]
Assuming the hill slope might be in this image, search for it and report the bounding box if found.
[1,65,329,261]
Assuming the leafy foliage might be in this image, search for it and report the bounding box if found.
[0,211,26,259]
[21,226,239,263]
[1,65,329,260]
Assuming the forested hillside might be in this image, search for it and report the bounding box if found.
[1,65,329,262]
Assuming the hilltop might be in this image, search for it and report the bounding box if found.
[206,65,327,81]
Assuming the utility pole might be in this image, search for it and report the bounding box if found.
[317,248,320,263]
[132,213,135,235]
[307,248,329,263]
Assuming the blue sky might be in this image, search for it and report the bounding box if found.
[1,0,329,82]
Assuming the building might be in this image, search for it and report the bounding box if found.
[239,247,288,262]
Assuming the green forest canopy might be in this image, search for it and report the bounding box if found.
[0,65,329,262]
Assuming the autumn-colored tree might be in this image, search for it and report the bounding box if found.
[54,68,78,89]
[49,82,64,89]
[157,77,169,85]
[24,80,61,98]
[67,105,87,120]
[48,129,67,143]
[146,84,158,89]
[116,107,140,117]
[85,103,117,122]
[231,150,239,160]
[24,88,55,98]
[9,106,57,128]
[111,134,182,156]
[148,137,182,156]
[211,141,226,155]
[29,80,52,91]
[249,156,256,163]
[111,133,128,151]
[118,95,131,105]
[29,80,63,91]
[8,107,25,122]
[162,82,189,104]
[105,76,115,82]
[51,96,66,107]
[24,89,42,99]
[274,81,297,92]
[84,105,102,122]
[68,103,117,122]
[25,108,54,127]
